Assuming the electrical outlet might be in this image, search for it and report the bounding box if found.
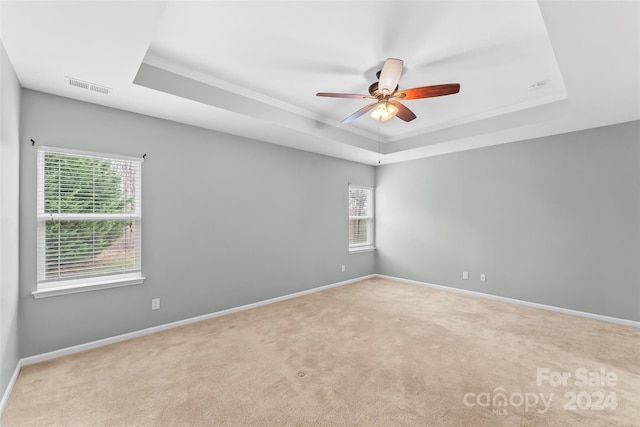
[341,265,346,272]
[151,298,160,310]
[480,274,486,282]
[463,271,469,280]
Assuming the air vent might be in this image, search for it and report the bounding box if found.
[89,84,109,95]
[65,77,111,95]
[68,79,89,90]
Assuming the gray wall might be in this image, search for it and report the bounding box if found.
[19,90,375,357]
[376,121,640,321]
[0,41,21,398]
[14,89,640,360]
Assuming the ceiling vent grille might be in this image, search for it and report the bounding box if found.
[89,84,109,95]
[68,79,89,90]
[66,77,110,95]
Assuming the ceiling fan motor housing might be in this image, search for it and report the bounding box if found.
[368,81,399,98]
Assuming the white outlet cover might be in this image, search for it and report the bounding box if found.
[463,272,469,280]
[480,274,487,282]
[151,298,160,310]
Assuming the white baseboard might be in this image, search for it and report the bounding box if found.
[21,274,375,367]
[0,360,21,419]
[376,274,640,328]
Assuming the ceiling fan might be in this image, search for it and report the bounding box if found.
[317,58,460,123]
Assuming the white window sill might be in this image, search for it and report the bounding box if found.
[349,246,376,254]
[32,276,145,299]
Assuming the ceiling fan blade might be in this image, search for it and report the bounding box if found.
[342,102,378,124]
[378,58,404,95]
[390,101,417,122]
[316,92,372,99]
[395,83,460,100]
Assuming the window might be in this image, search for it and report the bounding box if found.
[349,185,374,252]
[34,146,144,297]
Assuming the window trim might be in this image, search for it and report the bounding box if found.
[33,146,144,298]
[32,273,145,299]
[348,184,375,253]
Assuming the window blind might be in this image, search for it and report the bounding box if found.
[37,147,142,289]
[349,185,374,248]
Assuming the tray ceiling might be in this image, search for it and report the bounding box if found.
[1,1,638,165]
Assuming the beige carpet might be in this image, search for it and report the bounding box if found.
[2,278,639,426]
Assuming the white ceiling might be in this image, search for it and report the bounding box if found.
[1,1,638,165]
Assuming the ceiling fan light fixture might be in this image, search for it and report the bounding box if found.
[370,101,398,121]
[370,103,385,120]
[387,102,398,120]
